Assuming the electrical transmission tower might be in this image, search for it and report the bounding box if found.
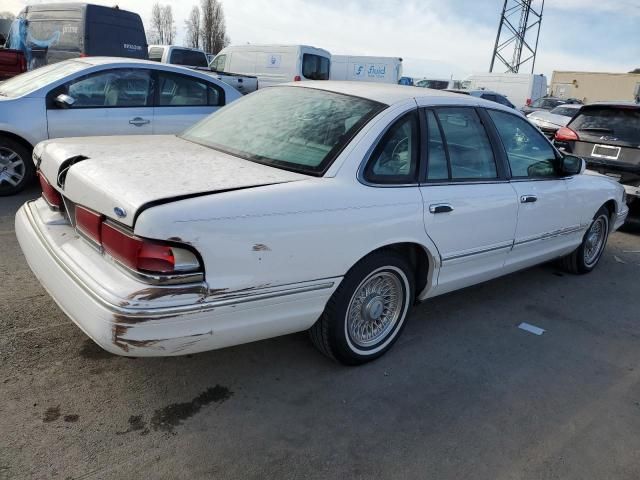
[489,0,544,74]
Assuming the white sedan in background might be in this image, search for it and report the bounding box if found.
[16,83,628,365]
[527,103,582,139]
[0,57,242,195]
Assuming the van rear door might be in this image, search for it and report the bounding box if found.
[84,5,147,59]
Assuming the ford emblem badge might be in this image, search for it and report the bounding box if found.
[114,207,127,218]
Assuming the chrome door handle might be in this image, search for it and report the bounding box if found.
[520,195,538,203]
[429,203,454,214]
[129,117,150,126]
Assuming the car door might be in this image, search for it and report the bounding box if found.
[485,109,581,270]
[152,71,224,134]
[419,107,518,296]
[46,68,153,138]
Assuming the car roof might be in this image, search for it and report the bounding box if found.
[288,81,516,110]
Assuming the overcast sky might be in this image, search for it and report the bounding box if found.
[3,0,639,79]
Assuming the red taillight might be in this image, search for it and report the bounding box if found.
[555,126,579,142]
[526,98,532,106]
[293,75,301,81]
[79,53,88,58]
[75,206,103,244]
[102,222,176,273]
[38,172,63,209]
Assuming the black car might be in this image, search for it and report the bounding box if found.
[554,102,640,211]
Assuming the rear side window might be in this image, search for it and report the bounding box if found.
[364,112,419,184]
[434,108,497,180]
[425,110,448,180]
[157,72,223,107]
[570,107,640,143]
[169,49,208,67]
[302,54,330,80]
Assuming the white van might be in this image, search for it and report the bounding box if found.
[462,73,547,109]
[210,44,331,87]
[329,55,402,84]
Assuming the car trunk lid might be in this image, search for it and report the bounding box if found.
[35,135,311,227]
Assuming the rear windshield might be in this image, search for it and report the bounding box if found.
[169,49,208,67]
[302,54,330,80]
[0,60,87,97]
[570,107,640,143]
[550,106,578,117]
[181,86,385,175]
[417,80,449,90]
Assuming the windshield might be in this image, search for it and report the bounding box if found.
[550,106,578,117]
[181,86,385,175]
[0,60,87,97]
[570,107,640,143]
[170,49,209,68]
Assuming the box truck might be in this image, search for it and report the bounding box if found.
[329,55,402,84]
[462,73,547,109]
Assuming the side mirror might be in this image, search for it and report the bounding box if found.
[54,93,76,109]
[561,154,585,176]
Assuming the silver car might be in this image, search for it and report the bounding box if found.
[527,104,582,138]
[0,57,242,195]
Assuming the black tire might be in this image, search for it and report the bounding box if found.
[0,137,34,196]
[559,206,610,274]
[310,250,415,365]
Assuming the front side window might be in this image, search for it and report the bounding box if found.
[487,109,559,178]
[435,107,497,180]
[157,72,222,107]
[181,86,384,175]
[58,69,151,108]
[364,112,419,184]
[302,54,330,80]
[211,54,226,71]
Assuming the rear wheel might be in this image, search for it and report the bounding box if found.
[0,137,33,196]
[560,206,610,274]
[310,250,415,365]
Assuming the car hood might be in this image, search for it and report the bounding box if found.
[528,111,571,127]
[35,135,310,227]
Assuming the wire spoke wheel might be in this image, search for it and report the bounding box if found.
[583,216,607,267]
[346,270,404,348]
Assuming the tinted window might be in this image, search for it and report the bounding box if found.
[435,108,497,179]
[182,87,384,175]
[481,94,497,102]
[416,80,449,90]
[488,109,558,178]
[543,99,564,109]
[61,69,151,107]
[495,95,514,108]
[302,54,330,80]
[364,113,419,184]
[157,72,222,107]
[169,49,209,67]
[570,107,640,143]
[425,110,448,180]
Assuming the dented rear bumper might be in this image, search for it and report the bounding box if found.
[15,199,339,357]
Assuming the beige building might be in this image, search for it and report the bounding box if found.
[550,71,640,103]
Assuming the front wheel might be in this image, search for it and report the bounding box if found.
[310,250,415,365]
[560,206,610,274]
[0,138,34,196]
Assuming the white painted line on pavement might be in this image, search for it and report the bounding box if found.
[518,322,545,336]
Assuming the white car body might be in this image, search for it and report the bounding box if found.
[211,44,331,87]
[330,55,402,84]
[0,57,241,149]
[16,82,628,359]
[463,73,547,109]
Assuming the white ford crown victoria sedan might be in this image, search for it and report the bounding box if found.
[16,82,628,365]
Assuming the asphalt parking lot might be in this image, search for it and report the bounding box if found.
[1,187,640,480]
